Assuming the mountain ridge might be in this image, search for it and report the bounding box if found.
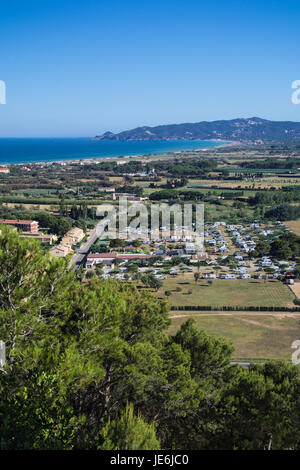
[95,117,300,143]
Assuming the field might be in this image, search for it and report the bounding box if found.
[168,312,300,359]
[285,220,300,236]
[4,202,55,210]
[158,276,295,308]
[290,281,300,299]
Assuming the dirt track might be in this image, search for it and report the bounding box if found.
[170,311,300,318]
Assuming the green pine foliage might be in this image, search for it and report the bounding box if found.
[0,226,300,450]
[100,403,160,450]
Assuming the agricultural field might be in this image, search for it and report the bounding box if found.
[3,202,55,210]
[168,312,300,359]
[158,275,295,308]
[289,281,300,299]
[285,220,300,236]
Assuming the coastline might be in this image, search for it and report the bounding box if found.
[0,139,234,166]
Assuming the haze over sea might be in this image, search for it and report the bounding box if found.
[0,138,227,165]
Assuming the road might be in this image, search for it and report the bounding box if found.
[69,207,128,270]
[69,219,107,270]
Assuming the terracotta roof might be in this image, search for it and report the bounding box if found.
[0,219,38,224]
[87,253,117,259]
[87,253,153,259]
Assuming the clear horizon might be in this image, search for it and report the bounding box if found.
[1,0,300,137]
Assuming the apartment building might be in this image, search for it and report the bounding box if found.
[0,219,39,233]
[61,227,85,245]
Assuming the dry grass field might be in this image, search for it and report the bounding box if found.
[168,312,300,359]
[285,220,300,236]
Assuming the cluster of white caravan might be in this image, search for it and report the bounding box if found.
[218,273,236,279]
[226,224,256,253]
[122,226,197,246]
[101,267,166,281]
[258,257,294,277]
[205,222,229,253]
[205,222,259,254]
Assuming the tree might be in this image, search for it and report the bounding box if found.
[86,270,96,279]
[1,228,300,450]
[95,263,104,276]
[127,263,138,274]
[270,233,300,259]
[141,274,163,291]
[173,319,233,380]
[59,195,67,217]
[254,240,271,257]
[0,228,176,448]
[208,362,300,450]
[99,403,160,450]
[0,226,73,375]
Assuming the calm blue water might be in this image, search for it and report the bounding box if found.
[0,138,228,165]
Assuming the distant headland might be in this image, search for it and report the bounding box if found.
[95,117,300,143]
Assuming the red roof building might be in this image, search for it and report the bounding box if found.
[0,219,39,233]
[86,252,154,267]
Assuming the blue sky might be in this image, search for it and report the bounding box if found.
[0,0,300,136]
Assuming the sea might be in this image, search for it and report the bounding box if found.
[0,138,228,165]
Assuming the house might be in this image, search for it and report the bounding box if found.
[98,187,115,193]
[86,253,154,268]
[112,193,148,202]
[49,227,85,258]
[20,232,58,245]
[61,227,85,245]
[86,253,116,268]
[0,219,39,233]
[49,244,72,258]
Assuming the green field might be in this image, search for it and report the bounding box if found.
[159,277,295,308]
[168,313,300,359]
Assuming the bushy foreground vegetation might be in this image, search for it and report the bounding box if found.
[1,227,300,450]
